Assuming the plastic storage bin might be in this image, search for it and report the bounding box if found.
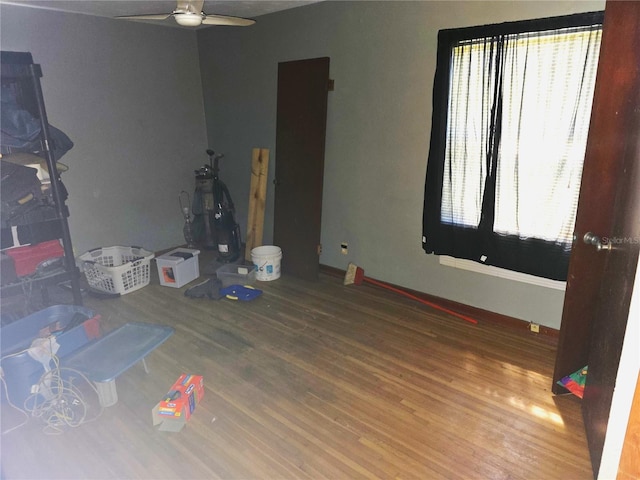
[0,305,100,407]
[79,246,154,295]
[216,263,257,287]
[156,248,200,288]
[4,239,64,277]
[63,322,174,407]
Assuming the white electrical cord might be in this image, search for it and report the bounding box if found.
[24,354,104,435]
[1,371,30,435]
[1,346,104,435]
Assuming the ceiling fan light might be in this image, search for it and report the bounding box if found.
[174,13,203,27]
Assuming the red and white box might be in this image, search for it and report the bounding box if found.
[152,374,204,432]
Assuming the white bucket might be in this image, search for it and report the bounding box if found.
[251,245,282,281]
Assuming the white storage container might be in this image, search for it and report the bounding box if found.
[156,248,200,288]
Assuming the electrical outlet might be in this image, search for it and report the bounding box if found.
[341,242,348,255]
[530,323,540,333]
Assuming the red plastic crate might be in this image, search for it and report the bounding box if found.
[4,239,64,277]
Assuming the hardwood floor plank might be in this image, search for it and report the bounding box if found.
[0,255,592,479]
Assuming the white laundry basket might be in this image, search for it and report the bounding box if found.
[79,246,154,294]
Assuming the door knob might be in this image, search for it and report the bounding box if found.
[583,232,612,251]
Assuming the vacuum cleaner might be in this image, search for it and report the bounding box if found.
[192,149,241,262]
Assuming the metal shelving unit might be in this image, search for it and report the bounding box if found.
[0,51,82,306]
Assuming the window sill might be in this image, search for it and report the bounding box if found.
[439,255,566,291]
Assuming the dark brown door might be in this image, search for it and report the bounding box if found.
[273,57,330,281]
[552,1,640,477]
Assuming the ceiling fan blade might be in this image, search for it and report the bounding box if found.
[201,14,256,27]
[117,13,171,21]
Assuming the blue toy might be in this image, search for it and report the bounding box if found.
[219,284,262,301]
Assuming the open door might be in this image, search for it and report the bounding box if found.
[273,57,330,281]
[552,2,640,477]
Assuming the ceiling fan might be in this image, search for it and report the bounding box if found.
[117,0,255,28]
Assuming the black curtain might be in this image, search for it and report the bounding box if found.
[422,11,603,281]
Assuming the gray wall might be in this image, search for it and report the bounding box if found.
[0,4,208,255]
[198,0,605,329]
[1,1,605,329]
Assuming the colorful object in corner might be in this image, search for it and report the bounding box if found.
[557,366,588,399]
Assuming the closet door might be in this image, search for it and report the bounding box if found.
[273,57,330,281]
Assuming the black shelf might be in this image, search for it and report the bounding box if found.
[1,51,82,307]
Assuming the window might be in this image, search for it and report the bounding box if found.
[422,12,603,281]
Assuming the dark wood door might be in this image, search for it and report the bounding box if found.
[273,57,330,281]
[552,1,640,477]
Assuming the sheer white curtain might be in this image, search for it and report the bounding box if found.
[441,38,496,227]
[495,27,601,243]
[441,26,601,244]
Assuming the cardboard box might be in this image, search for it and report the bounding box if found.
[155,248,200,288]
[152,374,204,432]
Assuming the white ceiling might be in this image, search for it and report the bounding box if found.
[0,1,321,25]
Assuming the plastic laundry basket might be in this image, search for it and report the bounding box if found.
[79,246,154,295]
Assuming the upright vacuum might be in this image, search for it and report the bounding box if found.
[192,149,241,262]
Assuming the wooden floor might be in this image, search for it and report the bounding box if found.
[1,255,592,479]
